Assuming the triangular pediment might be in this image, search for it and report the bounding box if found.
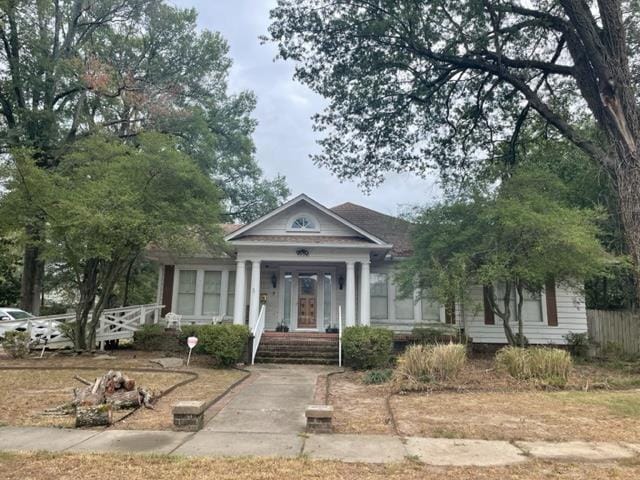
[224,194,391,247]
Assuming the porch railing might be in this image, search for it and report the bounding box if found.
[251,304,266,365]
[338,305,343,367]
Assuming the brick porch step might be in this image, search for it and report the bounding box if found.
[255,332,340,365]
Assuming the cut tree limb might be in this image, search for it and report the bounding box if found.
[76,404,112,428]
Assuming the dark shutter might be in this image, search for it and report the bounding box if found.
[161,265,175,317]
[545,280,558,326]
[445,302,456,324]
[483,286,495,325]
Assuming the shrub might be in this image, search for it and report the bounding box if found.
[412,326,460,344]
[133,324,181,352]
[495,346,573,387]
[564,332,591,359]
[393,343,467,390]
[342,326,394,370]
[1,331,31,358]
[197,324,250,367]
[362,368,393,385]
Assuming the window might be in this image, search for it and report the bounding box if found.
[370,273,388,319]
[176,270,197,315]
[496,283,543,323]
[421,292,441,322]
[202,271,222,315]
[226,271,236,317]
[289,214,318,231]
[395,295,414,320]
[283,273,293,324]
[323,273,332,326]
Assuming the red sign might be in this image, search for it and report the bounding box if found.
[187,336,198,349]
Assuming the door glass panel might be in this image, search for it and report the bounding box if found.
[283,273,292,325]
[323,273,332,327]
[298,273,317,328]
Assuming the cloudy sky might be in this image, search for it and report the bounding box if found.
[172,0,441,215]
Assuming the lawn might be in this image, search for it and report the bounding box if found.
[0,350,246,430]
[329,357,640,442]
[1,452,639,480]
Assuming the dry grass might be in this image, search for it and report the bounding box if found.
[1,452,640,480]
[0,350,245,430]
[329,357,640,441]
[393,343,466,391]
[392,390,640,442]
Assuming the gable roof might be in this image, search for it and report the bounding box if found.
[224,193,392,248]
[331,203,413,257]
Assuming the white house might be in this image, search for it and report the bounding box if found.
[149,194,588,345]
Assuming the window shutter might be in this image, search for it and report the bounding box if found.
[483,286,495,325]
[445,302,456,324]
[545,280,558,326]
[161,265,175,317]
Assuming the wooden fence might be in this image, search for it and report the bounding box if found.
[586,309,640,355]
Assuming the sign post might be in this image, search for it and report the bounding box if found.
[187,336,198,366]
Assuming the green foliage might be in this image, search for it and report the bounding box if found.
[362,369,393,385]
[495,347,573,388]
[342,326,394,370]
[393,344,467,390]
[1,331,31,358]
[0,237,21,307]
[195,324,250,367]
[133,325,181,352]
[398,168,614,345]
[412,326,461,345]
[564,332,592,359]
[1,134,223,349]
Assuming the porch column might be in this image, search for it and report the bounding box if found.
[233,260,247,325]
[248,260,261,330]
[359,261,370,326]
[345,261,356,327]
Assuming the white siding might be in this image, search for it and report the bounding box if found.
[247,202,357,237]
[461,284,587,345]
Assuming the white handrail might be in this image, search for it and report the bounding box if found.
[251,304,266,365]
[338,305,343,367]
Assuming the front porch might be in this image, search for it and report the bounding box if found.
[232,258,373,333]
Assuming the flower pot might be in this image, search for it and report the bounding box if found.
[325,327,339,334]
[275,325,289,332]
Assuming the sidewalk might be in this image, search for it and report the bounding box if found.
[0,425,638,466]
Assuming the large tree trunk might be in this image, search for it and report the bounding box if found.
[20,243,44,316]
[616,154,640,304]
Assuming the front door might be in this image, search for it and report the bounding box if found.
[297,273,317,328]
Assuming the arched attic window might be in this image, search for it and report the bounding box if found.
[288,213,320,232]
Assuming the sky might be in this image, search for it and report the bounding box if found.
[171,0,441,215]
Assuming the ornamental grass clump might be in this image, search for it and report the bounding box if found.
[495,346,572,387]
[392,343,466,391]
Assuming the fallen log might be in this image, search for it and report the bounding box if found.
[76,404,113,428]
[107,389,141,409]
[73,375,92,386]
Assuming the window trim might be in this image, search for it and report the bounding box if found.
[286,212,321,232]
[172,266,235,319]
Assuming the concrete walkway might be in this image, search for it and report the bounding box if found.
[0,426,638,466]
[0,364,638,465]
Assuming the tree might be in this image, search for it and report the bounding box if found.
[0,0,287,313]
[268,0,640,299]
[0,133,222,349]
[397,169,614,345]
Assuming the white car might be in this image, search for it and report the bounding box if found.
[0,308,34,322]
[0,308,63,344]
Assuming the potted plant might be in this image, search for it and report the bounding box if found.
[325,324,339,334]
[275,322,289,332]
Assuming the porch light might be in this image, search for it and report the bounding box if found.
[338,275,344,290]
[271,273,277,288]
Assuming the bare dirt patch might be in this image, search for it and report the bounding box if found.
[328,358,640,441]
[0,351,245,430]
[1,452,640,480]
[392,390,640,442]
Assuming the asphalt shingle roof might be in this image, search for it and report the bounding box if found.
[330,202,413,257]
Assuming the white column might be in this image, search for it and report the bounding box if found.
[248,260,261,330]
[359,261,371,326]
[233,260,247,325]
[345,261,356,327]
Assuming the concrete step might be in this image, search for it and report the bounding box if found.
[256,350,338,360]
[254,356,338,365]
[257,344,338,352]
